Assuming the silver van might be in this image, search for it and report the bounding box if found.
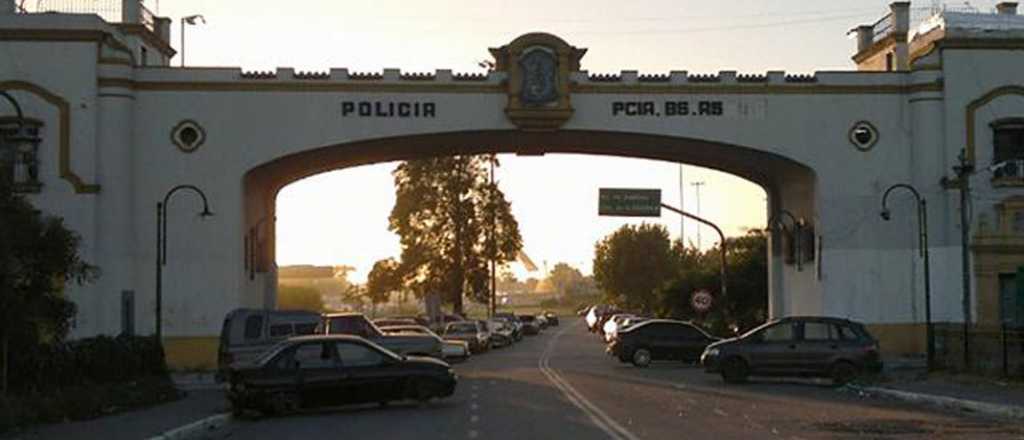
[217,308,320,379]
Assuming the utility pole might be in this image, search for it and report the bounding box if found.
[952,150,974,369]
[679,165,685,243]
[691,181,706,249]
[489,154,497,318]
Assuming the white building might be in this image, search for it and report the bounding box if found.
[2,0,1024,369]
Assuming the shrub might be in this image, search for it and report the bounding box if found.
[9,335,166,395]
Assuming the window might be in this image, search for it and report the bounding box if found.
[1000,273,1024,327]
[761,323,795,342]
[336,342,385,367]
[802,322,832,341]
[992,119,1024,173]
[293,342,335,369]
[328,316,374,337]
[671,324,703,340]
[269,324,292,338]
[836,324,859,341]
[295,323,317,335]
[885,53,894,71]
[243,315,263,339]
[0,118,42,192]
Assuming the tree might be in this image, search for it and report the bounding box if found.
[0,182,97,394]
[592,223,674,313]
[277,285,325,312]
[547,262,585,296]
[366,258,403,313]
[656,231,768,335]
[389,155,522,314]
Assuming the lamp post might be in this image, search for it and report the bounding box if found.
[950,150,975,369]
[180,14,206,67]
[880,183,933,370]
[155,185,213,340]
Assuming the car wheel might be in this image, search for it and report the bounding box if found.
[830,361,859,386]
[631,348,652,368]
[267,392,300,415]
[721,357,749,384]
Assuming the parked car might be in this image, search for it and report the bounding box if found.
[217,308,321,380]
[320,313,443,358]
[701,316,883,385]
[378,324,470,362]
[488,319,515,348]
[444,321,490,353]
[585,305,616,332]
[603,314,636,342]
[493,313,523,341]
[543,311,560,326]
[225,335,457,415]
[607,319,720,367]
[518,315,541,335]
[373,318,418,328]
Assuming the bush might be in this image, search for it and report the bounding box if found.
[0,376,179,434]
[9,335,166,395]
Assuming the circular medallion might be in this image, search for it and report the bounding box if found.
[848,121,879,151]
[171,120,206,153]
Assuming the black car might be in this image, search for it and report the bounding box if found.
[518,315,541,335]
[543,311,559,326]
[607,319,719,367]
[701,316,883,385]
[226,335,457,415]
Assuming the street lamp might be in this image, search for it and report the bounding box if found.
[0,90,42,189]
[660,203,728,302]
[880,183,933,371]
[180,14,206,67]
[155,185,213,340]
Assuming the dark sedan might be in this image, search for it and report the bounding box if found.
[543,311,559,326]
[226,335,456,415]
[518,315,541,335]
[607,319,719,367]
[701,316,883,385]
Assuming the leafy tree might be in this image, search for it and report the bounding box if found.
[496,267,523,295]
[547,262,585,296]
[523,277,540,294]
[389,155,522,314]
[656,231,768,335]
[593,224,675,313]
[0,182,97,394]
[277,285,325,312]
[366,258,402,309]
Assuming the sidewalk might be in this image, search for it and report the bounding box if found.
[855,372,1024,419]
[3,376,227,440]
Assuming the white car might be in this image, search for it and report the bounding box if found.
[604,314,635,343]
[379,324,470,361]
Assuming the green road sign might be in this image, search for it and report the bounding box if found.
[598,188,662,217]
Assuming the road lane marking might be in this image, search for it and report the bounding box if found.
[472,393,479,399]
[471,403,479,411]
[538,323,641,440]
[470,415,480,423]
[468,429,479,439]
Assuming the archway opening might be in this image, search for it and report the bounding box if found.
[243,130,817,325]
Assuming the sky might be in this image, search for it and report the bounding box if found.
[106,0,1006,282]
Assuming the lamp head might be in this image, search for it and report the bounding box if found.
[200,207,214,218]
[880,209,891,221]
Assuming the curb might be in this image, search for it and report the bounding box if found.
[144,413,232,440]
[852,385,1024,420]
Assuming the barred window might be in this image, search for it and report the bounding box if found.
[992,118,1024,167]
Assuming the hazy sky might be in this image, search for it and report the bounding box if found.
[122,0,1003,282]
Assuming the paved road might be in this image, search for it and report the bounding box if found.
[203,321,1024,439]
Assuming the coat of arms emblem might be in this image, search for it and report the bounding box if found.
[519,49,558,105]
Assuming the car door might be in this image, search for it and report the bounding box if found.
[292,342,343,408]
[745,321,799,374]
[674,324,709,362]
[654,324,685,360]
[795,321,841,374]
[335,341,402,404]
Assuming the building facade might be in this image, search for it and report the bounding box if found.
[2,0,1024,368]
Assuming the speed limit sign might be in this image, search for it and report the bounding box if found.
[691,290,713,312]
